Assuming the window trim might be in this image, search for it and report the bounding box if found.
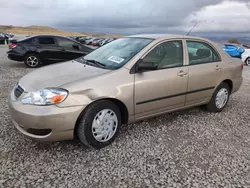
[131,39,185,73]
[185,39,222,66]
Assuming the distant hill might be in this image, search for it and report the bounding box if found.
[205,36,250,44]
[0,25,87,36]
[190,32,250,44]
[0,25,123,38]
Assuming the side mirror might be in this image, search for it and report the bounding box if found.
[137,60,158,72]
[73,44,79,50]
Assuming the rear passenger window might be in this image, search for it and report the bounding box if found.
[38,37,55,45]
[187,41,221,65]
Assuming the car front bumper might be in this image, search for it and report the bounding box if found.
[8,88,85,141]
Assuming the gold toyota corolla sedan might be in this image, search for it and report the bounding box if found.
[9,34,243,149]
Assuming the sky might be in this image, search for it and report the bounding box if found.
[1,0,250,35]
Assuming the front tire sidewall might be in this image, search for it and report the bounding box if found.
[245,58,250,66]
[206,83,230,112]
[24,54,42,68]
[77,100,122,149]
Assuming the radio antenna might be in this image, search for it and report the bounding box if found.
[186,21,199,36]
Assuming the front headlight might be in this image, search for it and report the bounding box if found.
[21,88,68,105]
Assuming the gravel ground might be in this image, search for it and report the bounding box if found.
[0,45,250,188]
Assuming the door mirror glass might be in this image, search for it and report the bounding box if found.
[137,60,158,72]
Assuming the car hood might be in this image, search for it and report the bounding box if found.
[19,60,111,91]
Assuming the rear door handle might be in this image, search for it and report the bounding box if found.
[215,68,222,71]
[177,70,188,77]
[215,64,222,71]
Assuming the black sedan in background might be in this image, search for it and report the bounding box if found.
[7,35,93,68]
[0,33,9,44]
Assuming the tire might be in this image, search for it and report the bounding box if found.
[245,57,250,66]
[206,82,230,113]
[76,100,122,149]
[24,54,42,68]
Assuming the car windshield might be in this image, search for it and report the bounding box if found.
[79,37,153,70]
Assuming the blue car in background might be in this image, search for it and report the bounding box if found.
[220,43,245,58]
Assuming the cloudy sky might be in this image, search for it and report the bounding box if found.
[1,0,250,34]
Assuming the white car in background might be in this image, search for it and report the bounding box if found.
[218,43,250,66]
[241,49,250,66]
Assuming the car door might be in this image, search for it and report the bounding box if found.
[134,40,189,119]
[35,37,64,63]
[56,37,86,61]
[185,40,222,106]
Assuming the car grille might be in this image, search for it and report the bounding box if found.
[14,85,24,99]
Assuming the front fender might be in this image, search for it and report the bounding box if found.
[56,89,106,108]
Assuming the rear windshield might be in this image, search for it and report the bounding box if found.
[17,36,34,43]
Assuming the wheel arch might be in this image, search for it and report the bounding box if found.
[24,51,40,58]
[221,79,233,93]
[74,98,129,138]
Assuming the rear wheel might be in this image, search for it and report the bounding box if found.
[24,54,41,68]
[245,57,250,66]
[76,100,122,149]
[206,82,230,112]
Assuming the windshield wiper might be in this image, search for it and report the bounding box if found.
[84,59,106,68]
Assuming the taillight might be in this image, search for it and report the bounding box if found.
[9,43,17,49]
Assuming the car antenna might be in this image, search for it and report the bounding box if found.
[186,21,199,36]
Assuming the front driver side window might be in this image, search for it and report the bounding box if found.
[142,40,183,69]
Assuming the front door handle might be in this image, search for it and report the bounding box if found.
[177,70,188,77]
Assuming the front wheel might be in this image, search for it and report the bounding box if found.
[24,54,42,68]
[76,100,122,149]
[206,82,230,112]
[245,57,250,66]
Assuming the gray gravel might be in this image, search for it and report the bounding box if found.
[1,45,250,188]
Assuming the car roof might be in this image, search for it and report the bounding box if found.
[126,34,209,41]
[30,34,73,39]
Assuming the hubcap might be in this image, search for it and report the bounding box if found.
[92,109,118,142]
[215,88,229,109]
[26,56,39,67]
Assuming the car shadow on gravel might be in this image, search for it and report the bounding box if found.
[8,62,27,68]
[34,139,88,150]
[118,106,207,136]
